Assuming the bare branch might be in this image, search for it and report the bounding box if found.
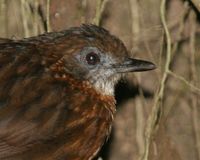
[142,0,172,159]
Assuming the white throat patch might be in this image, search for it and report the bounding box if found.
[93,80,115,96]
[91,75,121,96]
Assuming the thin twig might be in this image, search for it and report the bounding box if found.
[21,0,30,37]
[162,1,190,121]
[142,0,172,159]
[33,0,39,35]
[171,1,190,56]
[46,0,51,32]
[129,0,140,53]
[135,76,147,158]
[80,0,87,23]
[93,0,109,26]
[167,70,200,94]
[129,0,146,157]
[21,0,45,37]
[135,97,145,158]
[0,0,7,37]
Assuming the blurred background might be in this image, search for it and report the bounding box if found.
[0,0,200,160]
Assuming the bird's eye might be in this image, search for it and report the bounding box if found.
[85,52,100,65]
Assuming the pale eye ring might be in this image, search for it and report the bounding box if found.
[85,52,100,65]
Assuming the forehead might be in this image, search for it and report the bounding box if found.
[68,25,129,59]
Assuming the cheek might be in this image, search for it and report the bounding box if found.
[63,61,89,80]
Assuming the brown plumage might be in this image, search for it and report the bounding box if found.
[0,24,155,160]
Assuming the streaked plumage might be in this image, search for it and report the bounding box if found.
[0,24,155,160]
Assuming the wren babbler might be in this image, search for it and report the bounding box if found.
[0,24,155,160]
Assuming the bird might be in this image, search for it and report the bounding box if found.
[0,24,155,160]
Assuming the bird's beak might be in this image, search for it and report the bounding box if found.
[113,58,156,73]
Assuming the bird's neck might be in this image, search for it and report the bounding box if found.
[54,73,116,107]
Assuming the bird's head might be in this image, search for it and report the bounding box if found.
[45,24,155,96]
